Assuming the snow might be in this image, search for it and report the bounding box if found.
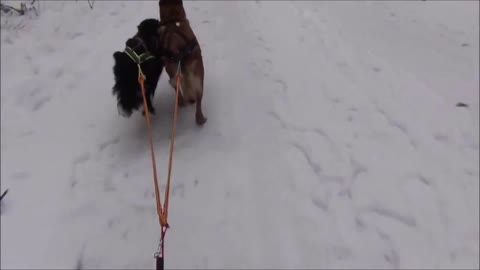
[1,0,478,269]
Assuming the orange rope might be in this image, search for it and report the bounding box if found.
[163,71,181,221]
[138,65,181,262]
[138,69,165,227]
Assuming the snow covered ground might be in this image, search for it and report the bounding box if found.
[1,0,478,269]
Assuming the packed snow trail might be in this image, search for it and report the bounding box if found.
[1,1,478,269]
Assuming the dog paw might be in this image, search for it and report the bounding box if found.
[195,114,207,126]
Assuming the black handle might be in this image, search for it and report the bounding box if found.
[156,256,164,270]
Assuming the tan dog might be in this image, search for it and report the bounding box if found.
[158,0,206,126]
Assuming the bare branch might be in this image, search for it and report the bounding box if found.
[87,0,95,10]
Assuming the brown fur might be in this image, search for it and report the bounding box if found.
[159,0,206,126]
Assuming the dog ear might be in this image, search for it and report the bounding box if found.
[113,51,123,61]
[125,38,138,48]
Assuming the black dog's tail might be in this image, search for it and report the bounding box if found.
[112,50,142,117]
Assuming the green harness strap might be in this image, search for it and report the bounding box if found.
[124,46,155,79]
[124,46,155,64]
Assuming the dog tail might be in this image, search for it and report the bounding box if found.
[112,51,142,116]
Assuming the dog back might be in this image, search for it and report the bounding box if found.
[159,0,204,103]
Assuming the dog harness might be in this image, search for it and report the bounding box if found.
[123,36,157,81]
[158,20,198,63]
[124,46,155,65]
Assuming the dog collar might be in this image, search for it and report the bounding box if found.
[124,46,155,64]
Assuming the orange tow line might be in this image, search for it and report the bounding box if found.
[138,63,181,270]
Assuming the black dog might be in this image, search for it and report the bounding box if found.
[112,18,164,117]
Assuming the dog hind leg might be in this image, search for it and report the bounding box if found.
[185,73,206,125]
[142,96,156,115]
[169,76,187,107]
[195,93,206,125]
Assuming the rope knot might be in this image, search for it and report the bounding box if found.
[159,214,169,229]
